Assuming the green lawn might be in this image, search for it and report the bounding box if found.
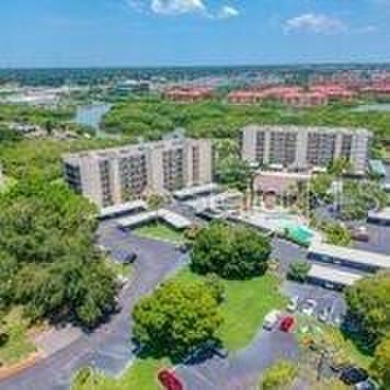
[0,307,36,365]
[218,273,287,350]
[163,268,287,351]
[73,358,168,390]
[132,222,184,244]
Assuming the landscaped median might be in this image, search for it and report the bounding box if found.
[132,222,184,244]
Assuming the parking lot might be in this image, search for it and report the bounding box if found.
[282,280,347,326]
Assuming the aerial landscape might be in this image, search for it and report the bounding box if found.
[2,1,390,390]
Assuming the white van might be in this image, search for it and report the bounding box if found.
[263,310,281,331]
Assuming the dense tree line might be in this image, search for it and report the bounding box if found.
[0,104,73,126]
[191,222,271,279]
[0,179,117,328]
[103,97,390,157]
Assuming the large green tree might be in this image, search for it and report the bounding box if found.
[370,334,390,388]
[191,222,271,279]
[345,273,390,348]
[0,179,117,328]
[133,279,222,359]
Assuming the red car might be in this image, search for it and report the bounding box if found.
[157,369,184,390]
[279,315,295,333]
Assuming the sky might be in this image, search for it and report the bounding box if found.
[1,0,390,68]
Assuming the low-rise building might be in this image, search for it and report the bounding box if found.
[163,86,214,102]
[63,137,213,209]
[241,125,371,175]
[308,242,390,273]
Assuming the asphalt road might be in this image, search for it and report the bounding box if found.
[0,221,187,390]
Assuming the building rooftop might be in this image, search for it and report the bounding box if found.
[308,263,364,287]
[99,200,147,219]
[117,209,192,230]
[308,242,390,269]
[241,124,372,136]
[173,183,220,200]
[368,207,390,222]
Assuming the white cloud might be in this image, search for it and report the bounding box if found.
[217,5,239,19]
[284,13,347,34]
[121,0,240,19]
[150,0,206,15]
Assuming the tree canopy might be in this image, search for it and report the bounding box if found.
[191,222,271,279]
[132,278,223,359]
[370,334,390,388]
[0,179,117,328]
[345,273,390,348]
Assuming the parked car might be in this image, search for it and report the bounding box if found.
[175,243,189,253]
[287,297,299,312]
[349,226,370,242]
[301,299,317,316]
[355,378,380,390]
[123,251,137,264]
[279,315,295,333]
[340,366,368,385]
[318,307,331,323]
[263,310,281,331]
[157,369,183,390]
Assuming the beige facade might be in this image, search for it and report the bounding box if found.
[63,138,213,208]
[241,125,371,175]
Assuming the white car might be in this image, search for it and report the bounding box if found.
[301,299,317,316]
[263,310,281,331]
[287,297,299,312]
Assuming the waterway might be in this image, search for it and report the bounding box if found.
[351,103,390,113]
[74,103,120,139]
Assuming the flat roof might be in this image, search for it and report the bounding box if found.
[117,209,192,230]
[368,208,390,222]
[184,191,243,212]
[308,263,364,286]
[99,200,147,218]
[308,242,390,269]
[173,183,219,199]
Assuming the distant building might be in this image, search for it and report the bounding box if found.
[360,83,390,99]
[63,137,213,209]
[227,84,356,107]
[241,125,371,175]
[163,86,214,102]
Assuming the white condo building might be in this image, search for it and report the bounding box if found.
[241,125,371,175]
[63,137,213,209]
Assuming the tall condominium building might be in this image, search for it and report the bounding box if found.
[63,138,213,208]
[241,125,371,175]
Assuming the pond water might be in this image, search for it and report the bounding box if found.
[74,103,111,129]
[74,103,120,139]
[351,103,390,113]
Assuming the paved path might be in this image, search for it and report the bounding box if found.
[0,222,186,390]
